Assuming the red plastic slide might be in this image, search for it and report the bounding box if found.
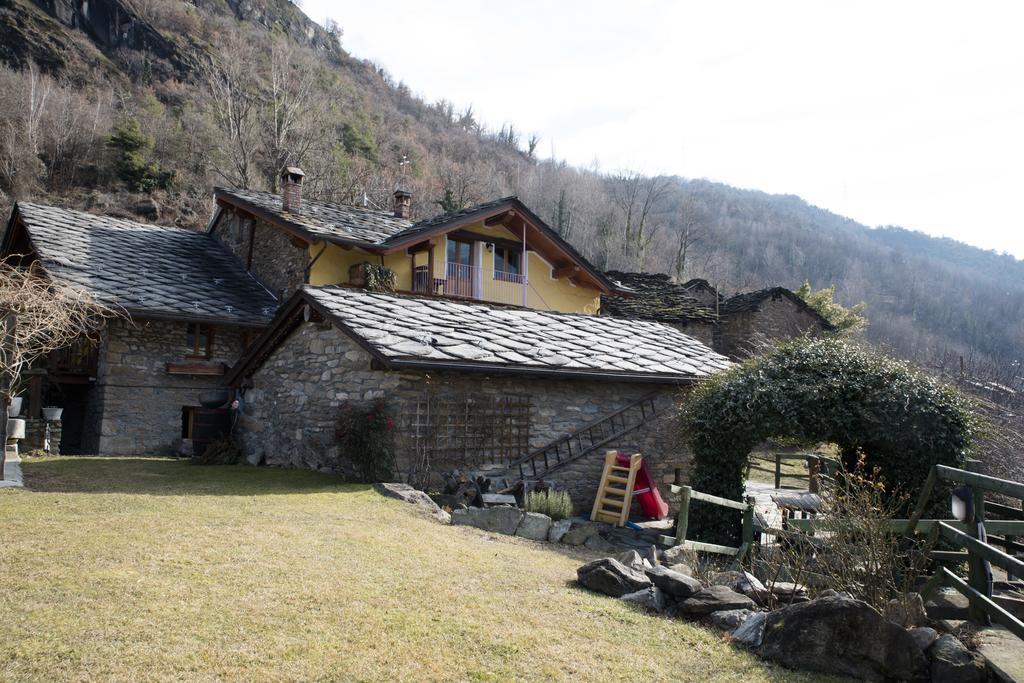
[615,452,669,520]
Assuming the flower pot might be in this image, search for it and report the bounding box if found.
[6,418,25,440]
[41,407,63,421]
[7,396,23,418]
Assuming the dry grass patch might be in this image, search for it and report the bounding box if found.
[0,457,834,681]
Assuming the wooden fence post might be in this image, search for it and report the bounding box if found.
[965,459,991,623]
[675,485,692,546]
[742,500,754,561]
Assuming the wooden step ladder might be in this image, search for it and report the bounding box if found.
[590,451,642,527]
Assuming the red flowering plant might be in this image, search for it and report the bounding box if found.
[335,399,396,482]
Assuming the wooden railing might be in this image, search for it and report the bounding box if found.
[659,484,755,567]
[787,462,1024,640]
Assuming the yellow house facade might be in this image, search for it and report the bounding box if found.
[212,182,614,316]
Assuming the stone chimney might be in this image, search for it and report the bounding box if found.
[280,167,305,212]
[393,189,412,219]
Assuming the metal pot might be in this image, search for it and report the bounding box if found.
[198,390,230,408]
[7,396,23,418]
[41,407,63,421]
[6,418,25,440]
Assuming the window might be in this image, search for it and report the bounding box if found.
[186,323,214,358]
[493,246,521,281]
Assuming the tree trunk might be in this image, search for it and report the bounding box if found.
[0,312,15,476]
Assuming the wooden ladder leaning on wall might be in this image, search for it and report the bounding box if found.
[590,451,642,527]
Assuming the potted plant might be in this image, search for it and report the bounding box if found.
[7,395,23,418]
[41,406,63,421]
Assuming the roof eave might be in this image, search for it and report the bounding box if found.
[374,357,701,384]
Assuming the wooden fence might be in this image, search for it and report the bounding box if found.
[658,484,755,566]
[788,462,1024,640]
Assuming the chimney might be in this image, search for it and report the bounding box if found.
[393,189,412,219]
[280,167,305,212]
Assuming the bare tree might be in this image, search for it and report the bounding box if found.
[0,260,119,472]
[203,40,261,189]
[608,171,672,270]
[673,194,710,279]
[261,40,327,190]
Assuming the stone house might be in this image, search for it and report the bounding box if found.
[227,285,731,506]
[601,272,833,360]
[1,203,276,454]
[680,278,722,308]
[2,173,734,514]
[602,271,718,346]
[716,287,834,359]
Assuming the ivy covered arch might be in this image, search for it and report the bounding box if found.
[683,339,978,543]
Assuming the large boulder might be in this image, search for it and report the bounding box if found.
[708,609,755,631]
[515,512,552,541]
[884,593,927,628]
[909,626,939,652]
[577,558,652,598]
[644,565,703,599]
[758,595,928,681]
[621,586,667,613]
[675,586,755,615]
[663,545,693,566]
[711,570,770,605]
[928,634,985,683]
[547,518,572,543]
[374,482,450,523]
[451,506,523,535]
[732,611,767,648]
[616,550,648,572]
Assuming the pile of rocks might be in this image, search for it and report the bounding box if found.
[450,506,624,551]
[576,552,987,682]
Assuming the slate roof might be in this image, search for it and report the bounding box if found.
[214,187,414,244]
[231,286,733,383]
[9,203,277,326]
[602,271,718,325]
[720,287,834,329]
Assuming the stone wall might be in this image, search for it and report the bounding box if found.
[213,207,306,300]
[22,419,61,455]
[716,297,828,359]
[238,321,694,514]
[86,318,248,455]
[666,320,715,347]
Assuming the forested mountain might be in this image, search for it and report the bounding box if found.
[0,0,1021,376]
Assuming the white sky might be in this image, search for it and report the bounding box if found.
[304,0,1024,259]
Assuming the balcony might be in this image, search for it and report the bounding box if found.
[413,262,534,308]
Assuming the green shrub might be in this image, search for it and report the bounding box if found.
[335,399,395,482]
[524,489,573,520]
[683,338,978,544]
[106,118,175,192]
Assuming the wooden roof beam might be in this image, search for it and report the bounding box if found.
[484,210,516,227]
[552,263,581,279]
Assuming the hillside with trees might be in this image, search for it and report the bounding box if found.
[0,0,1021,377]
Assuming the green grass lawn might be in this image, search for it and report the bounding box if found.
[0,457,832,682]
